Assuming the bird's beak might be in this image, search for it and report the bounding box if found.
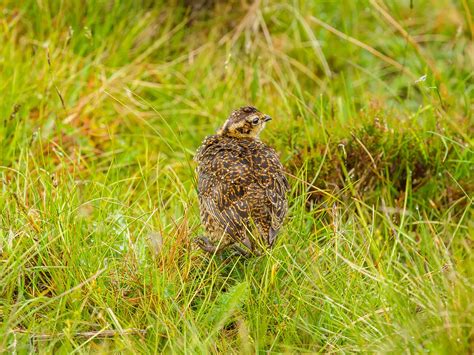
[263,115,272,122]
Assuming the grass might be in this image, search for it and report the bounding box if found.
[0,0,473,352]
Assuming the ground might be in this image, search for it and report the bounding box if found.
[0,0,473,353]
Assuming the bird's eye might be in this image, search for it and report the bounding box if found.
[251,117,259,125]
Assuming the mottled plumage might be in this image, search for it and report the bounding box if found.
[195,106,289,255]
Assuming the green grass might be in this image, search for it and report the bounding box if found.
[1,0,473,352]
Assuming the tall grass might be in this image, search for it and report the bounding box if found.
[1,0,472,352]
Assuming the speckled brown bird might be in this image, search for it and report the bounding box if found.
[194,106,289,255]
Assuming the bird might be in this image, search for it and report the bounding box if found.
[194,106,289,255]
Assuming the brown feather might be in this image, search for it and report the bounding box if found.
[195,108,289,254]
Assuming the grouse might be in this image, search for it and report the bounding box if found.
[194,106,289,255]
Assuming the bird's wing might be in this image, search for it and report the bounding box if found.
[197,147,252,239]
[252,147,290,245]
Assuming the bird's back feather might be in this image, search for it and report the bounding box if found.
[195,135,289,251]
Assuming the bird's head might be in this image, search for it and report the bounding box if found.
[217,106,272,139]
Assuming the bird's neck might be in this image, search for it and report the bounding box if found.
[218,131,258,139]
